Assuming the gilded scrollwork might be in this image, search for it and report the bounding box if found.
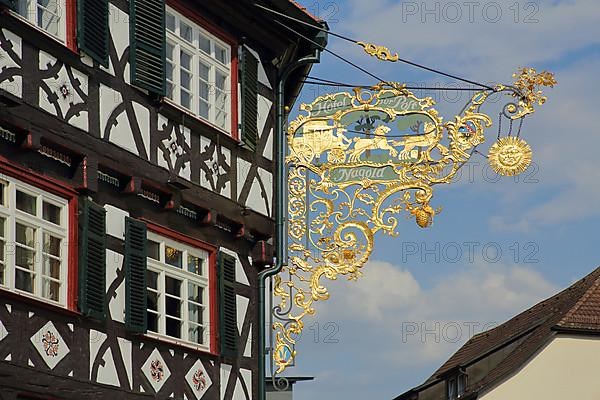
[357,41,400,62]
[272,69,555,374]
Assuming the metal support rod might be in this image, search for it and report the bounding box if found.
[257,47,322,400]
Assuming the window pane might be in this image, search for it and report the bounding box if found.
[37,0,60,37]
[166,296,181,318]
[215,110,228,130]
[181,70,192,90]
[199,81,210,101]
[16,191,36,215]
[147,269,159,289]
[43,202,61,224]
[189,324,203,344]
[148,241,160,261]
[199,63,209,81]
[16,246,35,271]
[147,311,159,332]
[166,63,173,81]
[165,275,181,296]
[166,42,174,61]
[187,255,203,275]
[165,247,183,268]
[0,239,4,263]
[0,181,5,206]
[216,71,227,90]
[166,13,175,32]
[0,264,4,285]
[199,33,211,54]
[188,283,203,303]
[147,290,159,311]
[458,375,466,394]
[42,278,60,301]
[188,303,203,325]
[215,44,228,64]
[43,256,60,279]
[181,51,192,70]
[16,224,35,247]
[181,91,191,109]
[199,101,210,119]
[166,317,181,338]
[43,233,61,257]
[180,21,193,42]
[16,1,27,18]
[0,216,4,238]
[15,269,34,293]
[448,378,457,399]
[215,89,228,109]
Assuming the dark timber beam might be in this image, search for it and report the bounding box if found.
[73,156,99,193]
[0,102,275,239]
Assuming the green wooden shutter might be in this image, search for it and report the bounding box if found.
[77,0,109,67]
[130,0,166,95]
[78,198,107,320]
[240,47,259,151]
[124,217,148,333]
[219,251,237,357]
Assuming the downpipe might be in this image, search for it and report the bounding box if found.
[257,47,322,400]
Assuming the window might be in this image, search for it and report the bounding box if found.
[447,372,467,400]
[146,232,211,348]
[165,7,232,133]
[0,176,69,305]
[14,0,67,42]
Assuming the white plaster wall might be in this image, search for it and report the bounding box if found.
[100,3,130,77]
[106,250,125,323]
[220,247,250,286]
[39,51,88,131]
[481,335,600,400]
[104,204,129,238]
[0,29,22,98]
[257,95,272,138]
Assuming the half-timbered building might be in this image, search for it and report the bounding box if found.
[0,0,324,399]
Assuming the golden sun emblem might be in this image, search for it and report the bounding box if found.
[488,137,532,176]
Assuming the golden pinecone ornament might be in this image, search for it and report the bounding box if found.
[414,206,434,228]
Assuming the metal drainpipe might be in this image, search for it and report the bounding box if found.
[257,47,322,400]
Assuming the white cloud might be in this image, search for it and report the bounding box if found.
[292,259,559,399]
[340,0,600,79]
[312,0,600,232]
[486,56,600,231]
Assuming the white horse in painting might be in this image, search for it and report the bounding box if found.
[348,126,398,162]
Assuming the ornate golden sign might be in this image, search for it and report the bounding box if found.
[272,69,555,373]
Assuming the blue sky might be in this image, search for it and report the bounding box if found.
[279,0,600,399]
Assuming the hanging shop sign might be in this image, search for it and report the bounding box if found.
[271,68,556,373]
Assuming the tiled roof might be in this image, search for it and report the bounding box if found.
[287,0,323,23]
[556,270,600,330]
[397,266,600,399]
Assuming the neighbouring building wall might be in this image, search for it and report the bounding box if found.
[480,334,600,400]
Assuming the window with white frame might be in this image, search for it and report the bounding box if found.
[146,232,210,348]
[447,373,467,400]
[14,0,66,42]
[165,7,232,133]
[0,176,68,305]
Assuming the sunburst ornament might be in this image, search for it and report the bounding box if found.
[488,137,532,176]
